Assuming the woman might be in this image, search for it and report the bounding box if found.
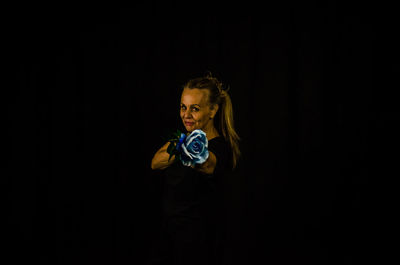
[146,73,240,265]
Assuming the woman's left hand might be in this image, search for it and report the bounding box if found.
[191,151,217,175]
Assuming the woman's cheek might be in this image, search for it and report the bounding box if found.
[193,115,200,127]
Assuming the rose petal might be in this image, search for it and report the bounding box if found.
[194,149,209,164]
[185,133,201,147]
[181,142,193,160]
[181,159,193,167]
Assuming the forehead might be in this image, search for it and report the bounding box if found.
[181,88,210,105]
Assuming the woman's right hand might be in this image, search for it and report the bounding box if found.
[150,142,176,170]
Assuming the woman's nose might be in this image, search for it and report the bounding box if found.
[183,110,192,118]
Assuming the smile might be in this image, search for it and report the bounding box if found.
[185,121,195,126]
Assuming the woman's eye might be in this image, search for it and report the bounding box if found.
[192,107,199,112]
[181,105,186,110]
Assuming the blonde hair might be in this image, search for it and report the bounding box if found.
[183,72,241,169]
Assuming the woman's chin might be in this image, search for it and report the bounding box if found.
[184,125,195,133]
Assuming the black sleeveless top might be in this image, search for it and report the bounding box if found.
[162,136,232,224]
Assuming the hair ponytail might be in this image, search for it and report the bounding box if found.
[218,90,241,169]
[183,73,241,169]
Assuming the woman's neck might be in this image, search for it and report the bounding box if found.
[203,125,219,140]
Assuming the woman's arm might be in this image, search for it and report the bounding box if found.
[151,142,176,170]
[193,151,217,175]
[151,142,218,174]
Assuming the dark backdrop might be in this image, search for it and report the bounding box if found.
[6,2,398,265]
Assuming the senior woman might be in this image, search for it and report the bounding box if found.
[146,73,240,265]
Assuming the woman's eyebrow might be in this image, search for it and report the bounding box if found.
[180,103,201,107]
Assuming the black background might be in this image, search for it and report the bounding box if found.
[6,2,399,265]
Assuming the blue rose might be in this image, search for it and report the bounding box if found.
[180,129,209,167]
[176,133,186,152]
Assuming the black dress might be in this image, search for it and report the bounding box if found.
[145,136,232,265]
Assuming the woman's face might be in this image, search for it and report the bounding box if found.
[180,88,217,133]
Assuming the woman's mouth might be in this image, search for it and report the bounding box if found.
[184,121,195,127]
